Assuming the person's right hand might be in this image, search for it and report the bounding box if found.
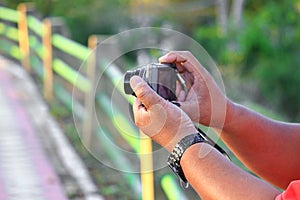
[159,51,230,129]
[130,75,197,152]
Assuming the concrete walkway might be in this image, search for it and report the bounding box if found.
[0,56,103,200]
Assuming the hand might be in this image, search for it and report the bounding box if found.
[159,51,230,129]
[130,76,197,152]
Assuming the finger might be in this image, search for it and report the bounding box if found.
[177,90,186,102]
[132,98,150,127]
[130,76,165,109]
[182,71,194,89]
[159,51,187,63]
[175,81,182,97]
[133,98,146,112]
[175,81,186,101]
[176,64,185,73]
[159,51,208,76]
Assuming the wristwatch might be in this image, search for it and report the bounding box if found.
[167,133,206,188]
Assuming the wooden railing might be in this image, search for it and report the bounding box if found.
[0,4,188,200]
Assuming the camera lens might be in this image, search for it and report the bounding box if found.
[124,70,136,95]
[124,66,147,95]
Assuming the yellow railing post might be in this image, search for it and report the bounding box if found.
[83,35,97,147]
[17,3,30,71]
[42,19,53,101]
[140,130,154,200]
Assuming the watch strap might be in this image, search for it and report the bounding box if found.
[167,133,205,188]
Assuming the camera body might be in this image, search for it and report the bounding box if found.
[124,63,177,101]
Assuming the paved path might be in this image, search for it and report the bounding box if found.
[0,58,68,199]
[0,58,66,200]
[0,56,103,200]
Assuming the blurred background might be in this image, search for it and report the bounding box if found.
[4,0,300,120]
[1,0,300,199]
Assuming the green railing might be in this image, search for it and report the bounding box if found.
[0,4,187,200]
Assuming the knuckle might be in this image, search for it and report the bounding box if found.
[182,50,190,54]
[135,119,143,127]
[182,51,192,56]
[155,98,165,107]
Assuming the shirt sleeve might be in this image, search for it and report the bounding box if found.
[275,180,300,200]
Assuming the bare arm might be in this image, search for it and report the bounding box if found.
[181,143,280,200]
[159,51,300,189]
[130,75,281,199]
[219,102,300,188]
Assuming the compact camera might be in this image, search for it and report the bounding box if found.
[124,63,186,101]
[123,62,230,160]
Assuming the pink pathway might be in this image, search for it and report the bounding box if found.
[0,59,68,200]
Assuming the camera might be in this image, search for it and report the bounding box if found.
[124,63,179,101]
[123,62,230,160]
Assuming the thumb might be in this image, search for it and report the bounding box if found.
[130,76,165,109]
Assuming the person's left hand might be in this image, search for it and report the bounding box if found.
[130,75,197,152]
[159,51,229,129]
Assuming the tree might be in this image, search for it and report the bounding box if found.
[195,0,300,120]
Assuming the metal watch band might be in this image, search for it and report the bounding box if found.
[167,133,205,188]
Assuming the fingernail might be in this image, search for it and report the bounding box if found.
[130,76,143,91]
[158,55,167,62]
[159,53,175,62]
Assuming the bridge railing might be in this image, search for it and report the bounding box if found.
[0,4,188,200]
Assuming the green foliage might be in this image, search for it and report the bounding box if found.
[240,1,300,120]
[193,25,227,62]
[194,1,300,121]
[3,0,134,44]
[54,0,133,44]
[3,0,300,119]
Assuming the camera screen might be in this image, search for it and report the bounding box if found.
[157,68,176,101]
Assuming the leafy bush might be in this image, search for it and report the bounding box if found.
[194,1,300,121]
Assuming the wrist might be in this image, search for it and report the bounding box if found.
[154,126,198,152]
[205,97,233,130]
[222,100,241,132]
[167,133,206,188]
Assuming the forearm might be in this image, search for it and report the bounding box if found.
[218,101,300,188]
[181,143,280,200]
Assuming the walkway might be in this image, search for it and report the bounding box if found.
[0,56,103,200]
